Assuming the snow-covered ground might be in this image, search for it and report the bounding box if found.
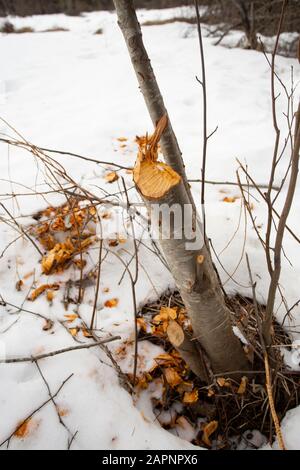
[0,7,299,450]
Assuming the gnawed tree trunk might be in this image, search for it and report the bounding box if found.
[113,0,249,379]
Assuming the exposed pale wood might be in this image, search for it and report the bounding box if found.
[167,320,207,381]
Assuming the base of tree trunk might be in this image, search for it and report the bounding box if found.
[136,289,297,449]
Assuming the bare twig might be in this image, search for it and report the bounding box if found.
[0,374,73,448]
[0,336,121,364]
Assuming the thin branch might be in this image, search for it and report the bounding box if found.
[0,374,73,448]
[0,336,121,364]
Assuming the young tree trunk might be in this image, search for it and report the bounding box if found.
[113,0,249,379]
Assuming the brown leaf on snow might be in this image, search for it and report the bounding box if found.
[104,298,119,308]
[153,306,177,324]
[222,196,239,203]
[117,137,128,142]
[137,317,148,332]
[69,328,78,337]
[43,319,54,331]
[41,238,74,274]
[46,290,55,302]
[28,283,59,301]
[14,418,38,439]
[64,314,78,323]
[15,280,24,291]
[105,171,119,183]
[183,389,199,404]
[39,234,56,251]
[164,368,183,388]
[202,420,218,447]
[82,328,93,338]
[51,216,66,232]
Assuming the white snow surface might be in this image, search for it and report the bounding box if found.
[0,7,300,450]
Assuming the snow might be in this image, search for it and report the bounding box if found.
[0,7,300,450]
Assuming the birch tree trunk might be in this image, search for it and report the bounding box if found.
[113,0,249,378]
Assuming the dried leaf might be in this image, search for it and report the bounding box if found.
[217,377,226,387]
[183,389,199,404]
[73,258,87,269]
[41,239,74,274]
[51,216,66,232]
[64,314,78,323]
[39,234,56,251]
[46,291,54,303]
[202,420,218,447]
[222,196,238,203]
[153,306,177,323]
[82,328,93,338]
[29,283,59,301]
[164,368,183,388]
[100,211,112,220]
[14,418,37,438]
[58,408,69,417]
[109,239,119,247]
[69,328,78,337]
[104,298,119,308]
[16,280,23,291]
[216,377,231,388]
[43,319,54,331]
[237,376,248,395]
[117,137,128,142]
[137,317,147,332]
[105,171,119,183]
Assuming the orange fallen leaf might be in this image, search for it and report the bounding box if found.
[104,298,119,308]
[117,137,128,142]
[237,376,248,395]
[202,420,218,447]
[217,377,231,388]
[69,328,78,337]
[73,258,87,269]
[82,328,93,338]
[100,211,112,220]
[29,283,60,301]
[14,418,38,439]
[46,290,54,302]
[42,238,74,274]
[105,171,119,183]
[23,270,35,280]
[58,408,70,417]
[39,234,56,251]
[109,239,119,247]
[51,216,66,232]
[137,317,147,332]
[64,314,78,322]
[16,280,23,291]
[164,368,183,388]
[183,389,199,404]
[153,306,177,323]
[222,196,238,203]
